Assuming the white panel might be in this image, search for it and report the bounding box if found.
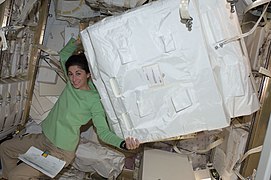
[64,27,79,45]
[37,25,64,84]
[30,85,58,123]
[38,77,66,96]
[81,0,260,142]
[31,86,55,117]
[139,148,195,180]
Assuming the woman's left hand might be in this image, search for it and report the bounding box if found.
[125,137,140,150]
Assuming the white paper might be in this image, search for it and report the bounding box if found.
[18,146,66,178]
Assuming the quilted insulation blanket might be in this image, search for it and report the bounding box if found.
[81,0,260,142]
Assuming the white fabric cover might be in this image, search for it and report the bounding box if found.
[81,0,260,143]
[73,127,125,178]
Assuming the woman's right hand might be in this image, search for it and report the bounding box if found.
[125,137,140,150]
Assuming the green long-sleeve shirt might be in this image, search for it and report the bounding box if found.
[41,38,123,151]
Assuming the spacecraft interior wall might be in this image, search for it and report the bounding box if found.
[81,0,260,142]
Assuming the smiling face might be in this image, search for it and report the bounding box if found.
[68,65,90,90]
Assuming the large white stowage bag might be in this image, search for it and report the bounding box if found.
[81,0,260,143]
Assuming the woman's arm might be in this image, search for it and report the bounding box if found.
[91,98,140,150]
[59,38,77,79]
[91,98,123,147]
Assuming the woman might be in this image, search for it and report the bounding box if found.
[0,38,140,180]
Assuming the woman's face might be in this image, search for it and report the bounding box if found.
[68,65,90,90]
